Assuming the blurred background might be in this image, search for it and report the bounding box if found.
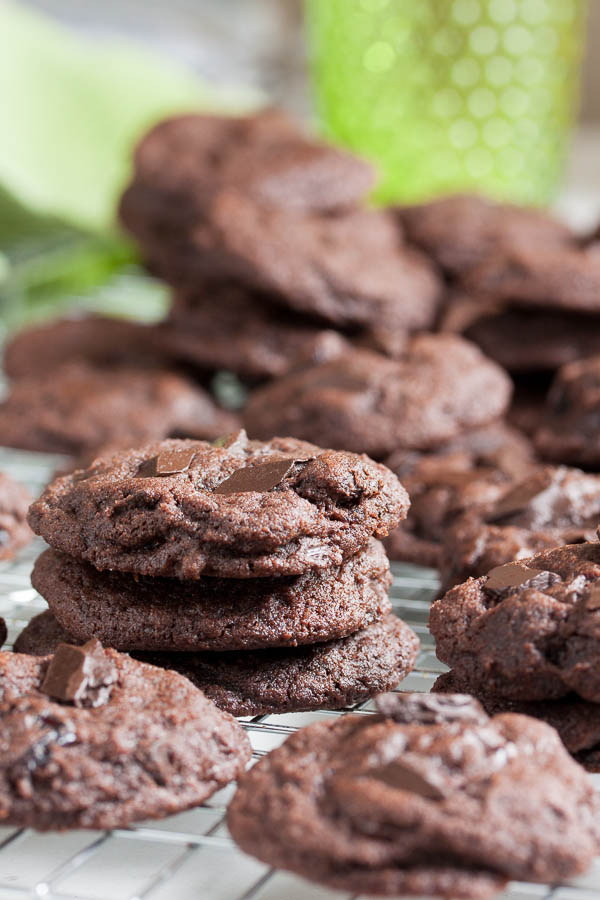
[0,0,595,331]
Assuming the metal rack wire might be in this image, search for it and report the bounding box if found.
[0,446,598,900]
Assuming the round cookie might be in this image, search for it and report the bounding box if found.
[244,335,512,459]
[124,109,375,215]
[465,243,600,314]
[0,472,32,561]
[28,432,408,579]
[0,645,250,829]
[433,670,600,772]
[0,362,238,455]
[164,287,349,381]
[438,465,600,589]
[463,308,600,373]
[15,612,419,717]
[535,354,600,466]
[430,542,600,703]
[2,315,170,379]
[228,691,598,897]
[32,541,392,651]
[383,422,535,566]
[140,194,441,334]
[397,193,572,277]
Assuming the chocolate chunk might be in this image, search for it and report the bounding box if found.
[214,458,298,495]
[586,585,600,611]
[41,639,117,708]
[484,562,560,598]
[489,470,554,521]
[371,759,445,800]
[137,448,196,477]
[213,429,249,451]
[375,692,488,726]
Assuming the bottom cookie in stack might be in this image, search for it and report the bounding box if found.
[429,542,600,769]
[16,610,417,717]
[27,542,419,716]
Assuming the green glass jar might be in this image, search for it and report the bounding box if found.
[306,0,587,205]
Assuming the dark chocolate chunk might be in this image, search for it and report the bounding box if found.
[484,562,560,598]
[489,470,554,521]
[41,638,117,708]
[375,692,488,726]
[214,458,298,495]
[137,448,196,477]
[370,759,445,800]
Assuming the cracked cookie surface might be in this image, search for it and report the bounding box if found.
[28,433,408,578]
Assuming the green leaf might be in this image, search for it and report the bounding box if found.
[0,0,261,234]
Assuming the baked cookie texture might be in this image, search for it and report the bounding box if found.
[16,611,419,718]
[461,307,600,373]
[140,194,442,334]
[0,646,250,829]
[0,362,237,455]
[122,108,375,217]
[228,692,599,898]
[438,465,600,589]
[244,335,512,459]
[163,287,348,381]
[433,669,600,772]
[0,473,32,561]
[430,542,600,703]
[2,315,171,379]
[383,422,535,566]
[31,541,392,651]
[27,433,408,579]
[535,354,600,466]
[397,193,573,276]
[464,243,600,314]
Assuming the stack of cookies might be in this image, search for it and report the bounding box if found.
[430,540,600,770]
[118,109,443,381]
[23,431,420,716]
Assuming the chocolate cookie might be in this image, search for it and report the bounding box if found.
[463,307,600,373]
[28,432,408,578]
[535,354,600,466]
[228,691,598,897]
[465,243,600,314]
[383,422,535,566]
[244,335,512,459]
[433,670,600,771]
[15,612,418,717]
[0,472,32,561]
[0,362,237,455]
[14,611,67,656]
[32,541,392,651]
[163,287,349,381]
[438,465,600,589]
[122,109,375,217]
[144,194,441,334]
[0,644,250,829]
[397,193,572,277]
[430,542,600,703]
[2,315,170,379]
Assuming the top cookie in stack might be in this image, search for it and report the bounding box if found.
[119,110,443,381]
[26,431,419,716]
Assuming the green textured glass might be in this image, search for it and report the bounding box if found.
[306,0,587,205]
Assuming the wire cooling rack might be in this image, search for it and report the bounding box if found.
[0,446,598,900]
